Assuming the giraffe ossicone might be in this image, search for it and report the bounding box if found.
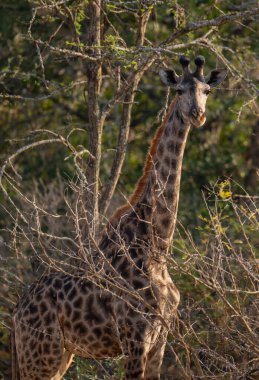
[12,56,227,380]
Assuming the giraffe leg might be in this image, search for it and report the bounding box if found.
[144,330,167,380]
[124,345,148,380]
[14,314,73,380]
[51,351,74,380]
[17,337,73,380]
[16,339,73,380]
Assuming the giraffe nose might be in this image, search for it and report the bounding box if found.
[191,108,202,118]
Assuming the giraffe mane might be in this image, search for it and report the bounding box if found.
[109,98,177,224]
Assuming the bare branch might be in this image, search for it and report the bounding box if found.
[162,8,259,46]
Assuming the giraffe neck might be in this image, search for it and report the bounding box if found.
[136,99,191,250]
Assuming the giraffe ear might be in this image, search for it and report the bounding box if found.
[207,69,227,87]
[159,69,179,87]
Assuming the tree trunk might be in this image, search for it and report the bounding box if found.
[85,0,102,238]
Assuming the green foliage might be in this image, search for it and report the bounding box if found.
[0,0,258,378]
[75,8,86,36]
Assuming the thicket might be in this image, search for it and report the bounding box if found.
[0,1,258,379]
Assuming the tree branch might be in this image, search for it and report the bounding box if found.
[99,4,154,217]
[162,8,259,46]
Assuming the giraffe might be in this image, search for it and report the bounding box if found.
[11,56,227,380]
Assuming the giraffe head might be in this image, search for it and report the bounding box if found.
[159,56,227,128]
